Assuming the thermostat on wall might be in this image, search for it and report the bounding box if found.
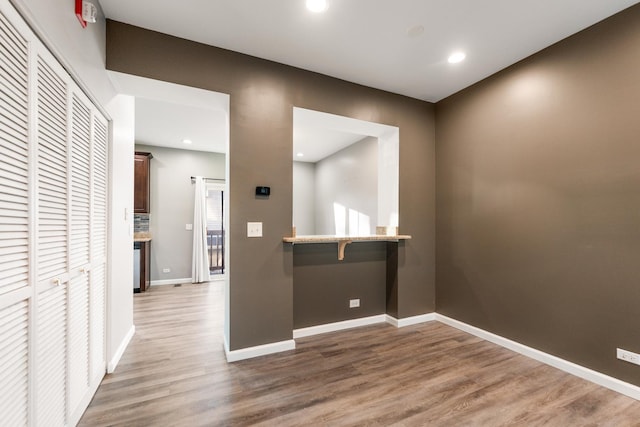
[255,186,271,196]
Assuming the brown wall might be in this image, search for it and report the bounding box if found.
[436,4,640,386]
[106,22,436,350]
[293,243,386,329]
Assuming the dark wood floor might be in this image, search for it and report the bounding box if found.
[79,282,640,426]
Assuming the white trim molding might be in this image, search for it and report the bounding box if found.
[386,313,436,328]
[108,325,135,373]
[150,278,193,287]
[436,314,640,401]
[224,338,296,363]
[293,315,387,339]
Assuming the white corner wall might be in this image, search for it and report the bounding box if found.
[314,136,378,235]
[292,161,316,235]
[106,94,135,371]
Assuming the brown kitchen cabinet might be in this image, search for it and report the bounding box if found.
[134,240,151,292]
[134,152,153,213]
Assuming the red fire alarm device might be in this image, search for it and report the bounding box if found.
[75,0,87,28]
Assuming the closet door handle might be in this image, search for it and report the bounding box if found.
[52,278,62,286]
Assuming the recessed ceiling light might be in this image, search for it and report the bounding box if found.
[407,25,424,38]
[297,152,304,157]
[306,0,328,13]
[448,52,466,64]
[183,139,193,144]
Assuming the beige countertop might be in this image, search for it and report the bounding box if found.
[133,232,152,242]
[282,235,411,261]
[283,235,411,243]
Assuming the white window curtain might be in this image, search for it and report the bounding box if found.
[192,176,211,283]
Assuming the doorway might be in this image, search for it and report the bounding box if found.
[206,184,225,275]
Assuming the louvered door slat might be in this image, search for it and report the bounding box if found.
[36,56,67,283]
[90,264,105,378]
[0,300,29,426]
[0,12,27,59]
[0,4,28,298]
[68,274,89,411]
[36,284,67,426]
[0,144,27,168]
[0,95,28,130]
[0,67,27,99]
[92,116,107,262]
[70,95,91,270]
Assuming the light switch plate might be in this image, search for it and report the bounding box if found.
[247,222,263,237]
[186,223,193,230]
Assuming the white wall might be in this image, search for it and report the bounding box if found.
[135,144,225,283]
[12,0,135,371]
[314,136,378,235]
[11,0,114,106]
[292,161,316,235]
[378,129,400,229]
[106,94,135,371]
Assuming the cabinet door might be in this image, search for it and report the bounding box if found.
[134,154,149,213]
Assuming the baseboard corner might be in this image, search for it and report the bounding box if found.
[386,312,436,328]
[224,339,296,363]
[107,324,135,373]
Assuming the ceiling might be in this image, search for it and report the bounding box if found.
[108,71,229,153]
[294,107,398,163]
[99,0,639,102]
[100,0,639,157]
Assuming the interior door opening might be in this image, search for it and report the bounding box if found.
[206,184,224,275]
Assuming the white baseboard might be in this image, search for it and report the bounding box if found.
[293,314,387,339]
[150,278,192,286]
[107,325,135,373]
[386,313,436,328]
[435,314,640,401]
[224,338,296,363]
[69,370,103,427]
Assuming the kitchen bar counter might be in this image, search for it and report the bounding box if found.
[283,234,411,260]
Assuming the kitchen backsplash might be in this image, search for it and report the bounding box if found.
[134,213,150,233]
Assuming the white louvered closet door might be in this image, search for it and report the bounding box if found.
[35,53,69,427]
[90,115,107,381]
[69,93,92,415]
[0,0,110,425]
[0,6,31,425]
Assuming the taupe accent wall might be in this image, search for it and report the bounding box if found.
[106,21,436,350]
[436,4,640,386]
[293,242,386,329]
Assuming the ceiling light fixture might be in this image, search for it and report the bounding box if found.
[296,152,304,157]
[182,139,193,144]
[306,0,328,13]
[407,25,425,38]
[448,52,466,64]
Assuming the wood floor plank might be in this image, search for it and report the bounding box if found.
[79,281,640,426]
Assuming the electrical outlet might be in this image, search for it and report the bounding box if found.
[162,268,171,273]
[349,298,360,308]
[617,348,640,366]
[247,222,263,238]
